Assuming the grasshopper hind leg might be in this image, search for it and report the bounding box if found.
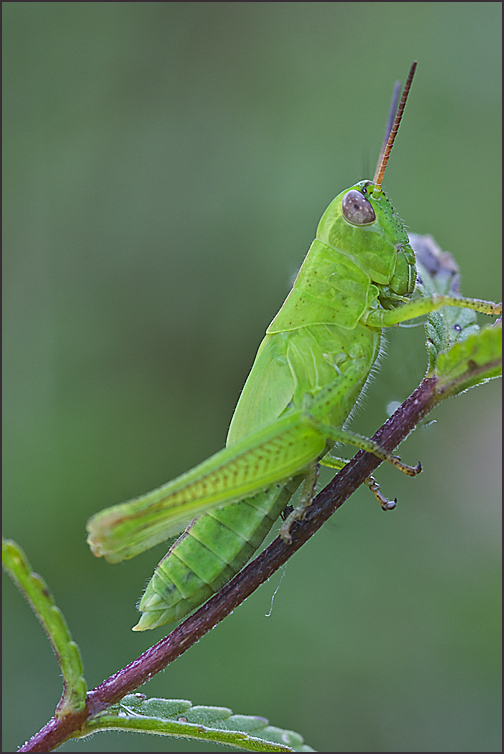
[279,464,320,543]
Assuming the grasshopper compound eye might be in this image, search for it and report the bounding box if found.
[341,190,376,225]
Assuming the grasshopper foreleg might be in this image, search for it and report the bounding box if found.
[365,294,502,328]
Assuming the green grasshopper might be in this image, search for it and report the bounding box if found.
[87,63,501,631]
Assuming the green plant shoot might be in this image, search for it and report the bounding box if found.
[87,63,501,631]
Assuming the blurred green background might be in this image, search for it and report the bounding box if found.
[3,3,501,752]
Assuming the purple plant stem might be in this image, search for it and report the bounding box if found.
[19,376,440,752]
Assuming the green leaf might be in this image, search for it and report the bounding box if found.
[434,322,502,397]
[408,233,501,397]
[409,233,481,371]
[81,694,315,752]
[2,538,87,716]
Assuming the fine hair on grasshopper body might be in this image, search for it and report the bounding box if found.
[87,62,501,630]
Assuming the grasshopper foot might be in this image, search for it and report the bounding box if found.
[279,517,294,543]
[365,475,397,510]
[392,456,422,477]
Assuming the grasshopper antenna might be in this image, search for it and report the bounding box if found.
[374,61,417,188]
[374,79,401,180]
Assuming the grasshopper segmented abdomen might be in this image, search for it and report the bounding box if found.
[134,483,300,630]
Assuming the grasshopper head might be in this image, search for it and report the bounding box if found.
[316,180,416,304]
